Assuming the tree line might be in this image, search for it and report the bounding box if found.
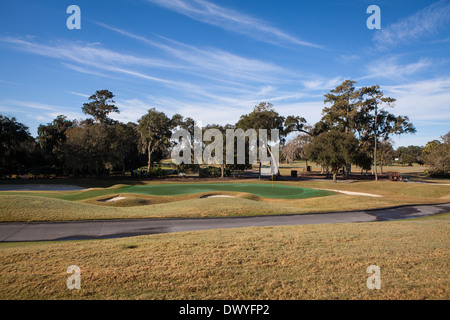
[1,80,448,180]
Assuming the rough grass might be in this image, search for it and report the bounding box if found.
[0,213,448,300]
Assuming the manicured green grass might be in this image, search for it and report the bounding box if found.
[0,182,334,201]
[122,183,335,199]
[0,213,448,299]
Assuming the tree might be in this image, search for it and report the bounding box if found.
[64,122,111,176]
[82,90,119,125]
[284,116,311,136]
[321,80,362,177]
[322,80,360,134]
[281,134,312,166]
[359,85,416,180]
[306,131,359,183]
[319,81,416,180]
[281,138,302,164]
[395,145,423,166]
[0,115,36,175]
[423,140,441,156]
[236,102,284,177]
[203,123,231,178]
[63,93,128,176]
[424,131,450,177]
[109,122,140,173]
[170,115,200,173]
[137,108,174,172]
[352,149,373,176]
[37,115,74,173]
[377,140,395,173]
[236,102,285,135]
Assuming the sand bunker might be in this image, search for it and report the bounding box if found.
[200,195,236,199]
[99,196,127,202]
[321,189,382,197]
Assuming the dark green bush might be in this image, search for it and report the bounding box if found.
[148,166,167,178]
[199,166,230,178]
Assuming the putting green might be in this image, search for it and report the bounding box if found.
[121,183,335,199]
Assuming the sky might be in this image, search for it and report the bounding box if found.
[0,0,449,147]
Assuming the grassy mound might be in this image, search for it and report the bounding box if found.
[0,195,300,222]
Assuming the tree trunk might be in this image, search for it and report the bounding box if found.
[147,143,152,173]
[332,172,337,183]
[258,161,261,180]
[374,104,378,181]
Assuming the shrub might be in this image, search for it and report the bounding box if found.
[148,166,167,178]
[199,166,230,178]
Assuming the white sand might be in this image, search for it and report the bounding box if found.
[321,189,382,197]
[201,195,236,198]
[101,196,127,202]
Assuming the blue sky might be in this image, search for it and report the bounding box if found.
[1,0,449,147]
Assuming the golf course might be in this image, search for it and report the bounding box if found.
[0,178,449,222]
[3,0,450,306]
[0,175,449,300]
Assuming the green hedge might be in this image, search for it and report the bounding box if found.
[199,166,230,178]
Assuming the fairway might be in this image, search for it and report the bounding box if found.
[121,183,335,199]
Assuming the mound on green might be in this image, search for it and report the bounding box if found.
[0,183,335,201]
[122,183,335,199]
[0,195,301,222]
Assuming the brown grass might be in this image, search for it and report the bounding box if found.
[0,213,448,300]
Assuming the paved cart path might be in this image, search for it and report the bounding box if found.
[0,203,449,242]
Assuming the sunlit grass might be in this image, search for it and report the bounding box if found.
[0,213,448,300]
[0,180,448,222]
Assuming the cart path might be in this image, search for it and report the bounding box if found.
[0,203,449,242]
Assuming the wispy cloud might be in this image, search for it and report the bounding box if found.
[0,36,182,70]
[68,91,90,98]
[0,99,85,128]
[384,77,450,122]
[301,77,344,91]
[0,36,195,87]
[0,99,62,112]
[373,0,450,49]
[96,23,294,84]
[338,54,360,64]
[363,56,433,80]
[145,0,323,49]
